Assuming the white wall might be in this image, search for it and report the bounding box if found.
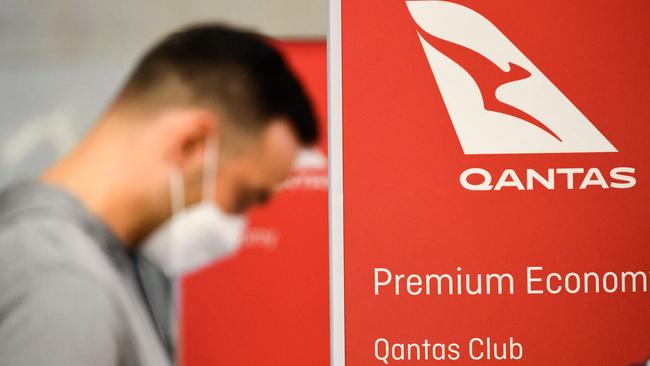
[0,0,327,186]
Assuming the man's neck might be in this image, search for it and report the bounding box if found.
[41,121,152,248]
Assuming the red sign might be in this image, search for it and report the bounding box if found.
[181,41,329,366]
[332,0,650,364]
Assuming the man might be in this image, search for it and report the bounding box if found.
[0,24,318,365]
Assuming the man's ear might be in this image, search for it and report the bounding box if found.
[160,108,219,169]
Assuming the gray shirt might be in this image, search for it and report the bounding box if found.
[0,181,172,366]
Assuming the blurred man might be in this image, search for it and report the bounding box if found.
[0,24,318,366]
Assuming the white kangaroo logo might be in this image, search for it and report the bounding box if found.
[406,0,617,154]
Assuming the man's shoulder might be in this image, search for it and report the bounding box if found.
[0,211,98,273]
[0,253,124,366]
[0,181,126,282]
[0,212,127,355]
[0,210,123,310]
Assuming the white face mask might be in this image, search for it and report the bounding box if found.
[141,139,247,277]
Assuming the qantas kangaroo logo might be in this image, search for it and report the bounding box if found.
[406,1,617,154]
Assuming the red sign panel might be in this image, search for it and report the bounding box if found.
[182,41,329,366]
[335,0,650,364]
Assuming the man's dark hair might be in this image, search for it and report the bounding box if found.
[119,24,318,145]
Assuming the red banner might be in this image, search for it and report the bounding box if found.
[181,41,329,366]
[333,0,650,364]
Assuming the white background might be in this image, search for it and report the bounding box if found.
[0,0,326,186]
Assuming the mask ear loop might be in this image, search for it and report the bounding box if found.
[201,137,219,202]
[169,167,185,213]
[170,137,217,354]
[167,167,185,275]
[167,167,185,354]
